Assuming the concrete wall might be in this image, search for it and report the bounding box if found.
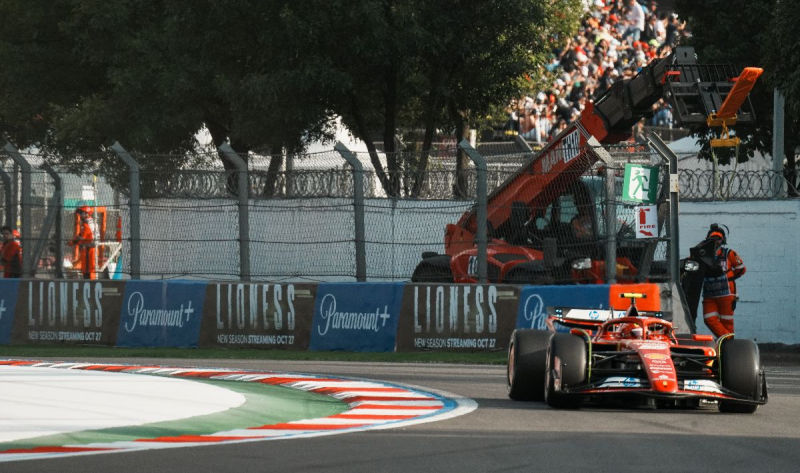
[679,200,800,343]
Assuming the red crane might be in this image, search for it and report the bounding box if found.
[413,47,761,285]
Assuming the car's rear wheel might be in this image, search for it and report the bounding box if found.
[507,329,553,401]
[719,338,762,413]
[545,333,587,409]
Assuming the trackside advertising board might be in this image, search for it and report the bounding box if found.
[199,282,316,349]
[116,281,207,347]
[309,283,403,352]
[0,280,19,344]
[0,280,666,350]
[11,280,125,345]
[516,285,611,330]
[396,284,520,352]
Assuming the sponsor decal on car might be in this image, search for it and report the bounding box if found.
[682,379,723,394]
[633,341,669,350]
[559,308,627,322]
[644,352,669,360]
[598,377,645,388]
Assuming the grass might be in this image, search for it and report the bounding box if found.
[0,345,509,364]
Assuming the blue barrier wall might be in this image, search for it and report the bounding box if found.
[0,280,19,344]
[116,281,208,348]
[310,283,404,352]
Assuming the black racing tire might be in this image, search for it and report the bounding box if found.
[411,255,453,283]
[545,333,587,409]
[507,329,553,401]
[719,338,762,414]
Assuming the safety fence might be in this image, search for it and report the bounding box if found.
[0,137,791,282]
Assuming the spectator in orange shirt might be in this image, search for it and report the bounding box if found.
[69,207,97,279]
[1,225,22,278]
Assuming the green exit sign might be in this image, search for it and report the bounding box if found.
[622,164,659,204]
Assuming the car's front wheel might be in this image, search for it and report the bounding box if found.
[719,338,763,413]
[545,333,587,409]
[507,329,553,401]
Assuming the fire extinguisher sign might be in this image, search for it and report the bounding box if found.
[635,205,658,239]
[622,164,659,204]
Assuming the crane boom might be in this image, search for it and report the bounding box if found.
[445,47,760,258]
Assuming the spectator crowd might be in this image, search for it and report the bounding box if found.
[507,0,689,144]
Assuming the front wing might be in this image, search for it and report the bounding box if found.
[558,347,768,406]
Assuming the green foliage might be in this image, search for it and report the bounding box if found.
[0,0,90,146]
[674,0,799,175]
[0,0,581,195]
[767,1,800,119]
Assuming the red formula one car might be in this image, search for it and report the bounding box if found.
[507,293,768,413]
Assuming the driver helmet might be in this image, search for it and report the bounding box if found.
[622,324,643,339]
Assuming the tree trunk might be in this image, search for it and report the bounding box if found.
[348,94,396,197]
[451,102,470,200]
[383,64,400,197]
[411,120,435,199]
[205,119,251,196]
[410,79,443,199]
[262,148,283,197]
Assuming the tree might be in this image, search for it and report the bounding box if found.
[674,0,800,195]
[764,0,800,194]
[1,0,333,191]
[0,0,93,148]
[284,0,581,197]
[410,0,582,198]
[0,0,581,198]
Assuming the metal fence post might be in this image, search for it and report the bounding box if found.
[772,88,786,198]
[11,161,18,230]
[646,132,680,287]
[458,140,488,283]
[3,143,33,277]
[585,137,617,284]
[219,143,251,282]
[111,142,141,279]
[39,163,64,279]
[334,142,366,281]
[0,165,12,227]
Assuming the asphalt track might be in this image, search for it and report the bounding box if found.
[3,358,799,473]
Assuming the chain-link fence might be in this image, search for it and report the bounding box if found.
[0,134,792,282]
[408,138,673,285]
[0,146,123,279]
